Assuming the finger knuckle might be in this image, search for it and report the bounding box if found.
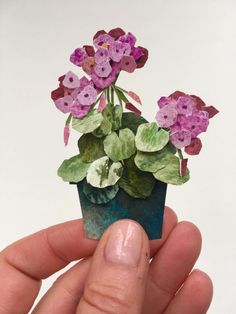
[83,281,132,314]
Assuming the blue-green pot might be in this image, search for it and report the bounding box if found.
[76,180,167,240]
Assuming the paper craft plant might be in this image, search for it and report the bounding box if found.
[52,27,219,240]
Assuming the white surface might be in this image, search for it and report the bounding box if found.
[0,0,235,312]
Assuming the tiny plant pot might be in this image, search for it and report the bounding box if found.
[76,180,167,240]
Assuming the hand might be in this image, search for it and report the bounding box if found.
[0,207,213,314]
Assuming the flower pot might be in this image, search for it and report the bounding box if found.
[76,180,167,240]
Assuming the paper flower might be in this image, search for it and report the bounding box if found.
[52,28,219,240]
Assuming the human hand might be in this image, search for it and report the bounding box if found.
[0,207,213,313]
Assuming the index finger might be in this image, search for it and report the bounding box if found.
[0,219,97,314]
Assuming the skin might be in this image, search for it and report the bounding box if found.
[0,207,213,314]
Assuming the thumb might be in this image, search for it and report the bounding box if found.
[77,220,150,314]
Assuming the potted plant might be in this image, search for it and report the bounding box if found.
[52,27,218,240]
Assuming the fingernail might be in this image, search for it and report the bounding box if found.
[105,220,142,267]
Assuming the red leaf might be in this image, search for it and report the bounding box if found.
[202,105,219,118]
[190,95,206,110]
[64,125,70,146]
[169,91,186,100]
[180,158,188,177]
[184,138,202,155]
[98,93,107,112]
[125,102,141,115]
[128,91,142,105]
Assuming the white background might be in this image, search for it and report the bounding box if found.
[0,0,235,312]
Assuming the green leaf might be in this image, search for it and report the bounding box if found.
[119,157,155,199]
[103,128,136,162]
[111,105,123,130]
[57,155,91,183]
[121,112,147,134]
[87,156,123,188]
[92,117,112,138]
[72,109,103,134]
[83,181,119,204]
[153,155,190,185]
[134,145,176,173]
[78,134,105,163]
[135,122,170,152]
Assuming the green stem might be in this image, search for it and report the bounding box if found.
[65,113,72,126]
[177,149,184,160]
[107,87,110,103]
[111,85,114,104]
[115,85,129,94]
[95,93,102,105]
[113,86,123,107]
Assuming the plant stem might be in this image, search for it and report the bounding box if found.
[115,85,128,94]
[177,149,184,160]
[113,86,123,107]
[107,86,110,103]
[65,113,72,125]
[111,85,114,104]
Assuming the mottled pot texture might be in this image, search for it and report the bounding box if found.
[76,180,167,240]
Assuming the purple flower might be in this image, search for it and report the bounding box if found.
[119,32,136,47]
[94,61,112,78]
[93,34,114,49]
[109,41,128,62]
[62,71,80,89]
[121,56,137,73]
[170,130,192,149]
[77,84,97,106]
[82,57,95,75]
[70,102,91,118]
[131,47,144,60]
[155,103,178,128]
[94,48,110,64]
[176,95,195,116]
[182,112,209,137]
[91,62,120,89]
[70,48,87,67]
[157,96,177,109]
[55,95,73,113]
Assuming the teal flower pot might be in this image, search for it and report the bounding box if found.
[76,180,167,240]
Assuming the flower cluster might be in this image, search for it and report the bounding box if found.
[51,28,148,120]
[156,91,219,155]
[51,71,97,119]
[70,27,148,89]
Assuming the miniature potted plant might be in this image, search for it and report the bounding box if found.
[52,27,218,240]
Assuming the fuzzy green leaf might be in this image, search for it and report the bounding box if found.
[83,181,119,204]
[78,134,105,163]
[92,117,112,137]
[153,155,190,185]
[87,156,123,188]
[121,112,147,134]
[72,109,103,134]
[119,157,155,199]
[57,155,91,183]
[103,128,136,162]
[135,122,169,152]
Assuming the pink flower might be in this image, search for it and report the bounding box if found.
[176,96,195,116]
[121,56,137,73]
[157,96,176,109]
[82,57,95,75]
[94,48,109,64]
[55,95,73,113]
[70,102,91,118]
[62,71,80,89]
[155,103,178,128]
[119,32,136,48]
[93,33,114,49]
[70,48,87,67]
[91,62,120,89]
[94,62,112,78]
[77,84,97,106]
[170,130,192,149]
[109,41,129,62]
